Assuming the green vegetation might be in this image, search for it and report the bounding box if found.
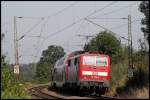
[84,31,149,98]
[84,31,121,57]
[35,45,66,82]
[139,1,149,44]
[1,56,31,99]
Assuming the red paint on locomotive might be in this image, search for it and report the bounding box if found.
[78,53,110,81]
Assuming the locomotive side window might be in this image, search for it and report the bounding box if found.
[74,58,77,65]
[68,60,71,67]
[74,57,79,65]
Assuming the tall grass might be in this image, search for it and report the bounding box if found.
[107,62,128,95]
[107,53,149,98]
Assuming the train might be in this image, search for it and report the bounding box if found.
[51,51,111,96]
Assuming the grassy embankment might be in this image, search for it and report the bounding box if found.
[106,54,149,99]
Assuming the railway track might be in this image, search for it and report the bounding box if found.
[28,85,116,99]
[29,86,63,99]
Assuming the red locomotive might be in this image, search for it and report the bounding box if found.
[51,51,110,95]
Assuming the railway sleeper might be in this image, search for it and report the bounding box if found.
[78,85,108,96]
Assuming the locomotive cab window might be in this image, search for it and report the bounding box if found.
[83,56,108,66]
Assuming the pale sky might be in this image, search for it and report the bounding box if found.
[1,1,145,64]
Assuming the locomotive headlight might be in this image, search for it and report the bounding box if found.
[98,72,108,76]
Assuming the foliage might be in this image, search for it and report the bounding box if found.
[1,56,31,99]
[84,31,121,63]
[35,45,66,82]
[139,1,149,44]
[84,31,121,57]
[107,50,149,97]
[19,63,36,82]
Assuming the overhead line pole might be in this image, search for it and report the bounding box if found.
[14,16,20,80]
[128,14,133,78]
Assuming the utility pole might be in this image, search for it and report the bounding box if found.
[128,14,133,78]
[14,16,20,79]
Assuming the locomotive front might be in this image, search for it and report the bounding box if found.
[78,53,110,95]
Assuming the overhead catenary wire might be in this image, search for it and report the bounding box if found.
[84,17,139,45]
[25,23,46,62]
[32,39,47,63]
[21,18,45,37]
[86,1,118,17]
[45,19,83,39]
[18,2,78,40]
[31,1,118,63]
[16,3,80,63]
[63,20,86,52]
[44,1,118,39]
[46,2,78,19]
[16,1,119,63]
[110,19,141,30]
[84,18,125,41]
[32,19,48,63]
[16,2,79,63]
[95,2,139,17]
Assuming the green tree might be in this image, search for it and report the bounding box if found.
[84,31,121,57]
[35,45,65,81]
[139,1,149,44]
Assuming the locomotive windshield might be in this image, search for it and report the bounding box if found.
[83,56,108,66]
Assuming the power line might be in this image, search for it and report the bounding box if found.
[25,35,45,39]
[16,2,79,63]
[29,1,118,63]
[18,2,78,39]
[32,39,46,63]
[95,2,138,17]
[44,1,118,39]
[75,20,85,35]
[32,20,48,63]
[45,19,83,39]
[84,18,125,40]
[86,1,118,17]
[46,2,78,19]
[63,20,85,48]
[85,18,113,33]
[23,18,45,36]
[110,19,140,30]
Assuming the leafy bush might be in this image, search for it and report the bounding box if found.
[1,57,31,99]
